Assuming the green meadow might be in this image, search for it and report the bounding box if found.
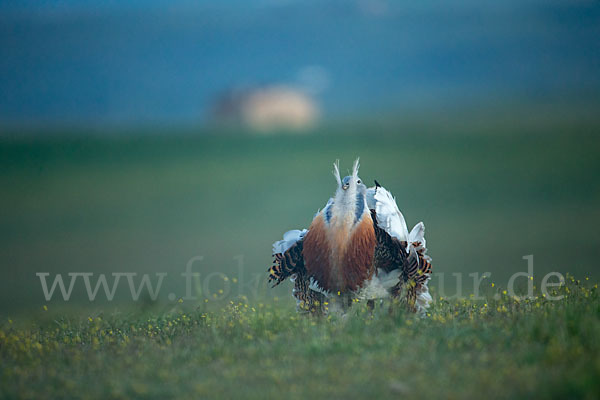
[1,121,600,398]
[1,279,598,399]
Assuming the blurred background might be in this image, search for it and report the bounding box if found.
[1,0,599,313]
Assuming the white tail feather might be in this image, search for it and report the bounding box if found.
[272,229,307,254]
[356,269,401,300]
[370,186,409,243]
[415,287,432,316]
[409,222,425,243]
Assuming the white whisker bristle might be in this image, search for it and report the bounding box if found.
[352,157,360,178]
[333,160,341,187]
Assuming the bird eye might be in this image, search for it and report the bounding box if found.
[357,179,361,184]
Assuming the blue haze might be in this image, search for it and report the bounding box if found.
[1,0,599,126]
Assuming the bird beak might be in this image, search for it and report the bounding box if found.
[342,183,349,190]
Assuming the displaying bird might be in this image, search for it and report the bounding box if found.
[268,159,433,315]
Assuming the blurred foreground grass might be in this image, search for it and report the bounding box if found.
[1,276,598,399]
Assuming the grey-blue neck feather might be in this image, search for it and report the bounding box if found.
[355,192,365,223]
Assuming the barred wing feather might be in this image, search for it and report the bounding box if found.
[368,184,433,313]
[269,229,307,287]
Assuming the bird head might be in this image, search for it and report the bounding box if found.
[333,158,366,196]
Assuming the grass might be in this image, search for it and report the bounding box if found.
[1,276,598,399]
